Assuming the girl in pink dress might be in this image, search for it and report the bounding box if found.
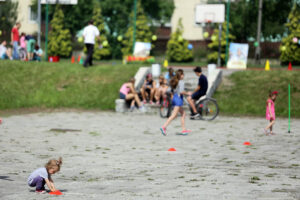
[264,91,278,135]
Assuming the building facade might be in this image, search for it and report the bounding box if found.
[171,0,207,41]
[13,0,38,34]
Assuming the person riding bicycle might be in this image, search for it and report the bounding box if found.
[187,66,208,119]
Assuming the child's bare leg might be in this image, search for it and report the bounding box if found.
[162,107,180,128]
[130,100,135,107]
[264,120,275,135]
[150,88,155,102]
[140,88,146,101]
[154,88,160,102]
[134,94,142,107]
[179,107,186,131]
[270,120,275,134]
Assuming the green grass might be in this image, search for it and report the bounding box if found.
[214,70,300,117]
[0,60,141,110]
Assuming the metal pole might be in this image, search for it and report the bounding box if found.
[225,0,230,66]
[217,23,222,67]
[132,0,137,54]
[288,84,291,133]
[37,0,41,46]
[44,1,49,61]
[255,0,263,64]
[217,0,223,67]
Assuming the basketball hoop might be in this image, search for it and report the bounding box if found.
[205,20,212,24]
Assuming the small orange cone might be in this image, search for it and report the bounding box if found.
[288,62,292,71]
[49,190,63,195]
[77,55,81,63]
[168,148,176,151]
[243,141,251,146]
[71,56,75,63]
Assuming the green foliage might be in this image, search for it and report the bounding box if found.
[166,19,193,62]
[0,60,140,110]
[83,5,111,60]
[100,0,174,58]
[121,0,153,56]
[207,22,235,64]
[230,0,294,41]
[280,3,300,64]
[48,5,72,57]
[0,0,18,40]
[32,0,95,35]
[214,70,300,117]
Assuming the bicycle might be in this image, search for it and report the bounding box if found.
[159,93,219,121]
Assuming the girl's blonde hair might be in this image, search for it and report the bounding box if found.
[45,157,62,172]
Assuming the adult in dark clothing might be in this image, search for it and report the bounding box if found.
[187,66,208,118]
[82,20,100,67]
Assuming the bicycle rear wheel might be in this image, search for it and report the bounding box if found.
[160,94,172,118]
[196,98,219,121]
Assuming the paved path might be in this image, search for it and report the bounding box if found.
[0,111,299,199]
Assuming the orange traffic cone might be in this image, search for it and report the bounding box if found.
[71,56,75,63]
[288,62,292,71]
[168,148,176,151]
[243,141,252,146]
[77,55,81,63]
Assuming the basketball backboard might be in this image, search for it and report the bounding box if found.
[195,4,225,24]
[41,0,78,4]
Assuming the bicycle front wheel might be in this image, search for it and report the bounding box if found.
[196,98,219,121]
[160,95,172,118]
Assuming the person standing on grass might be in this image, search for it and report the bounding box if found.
[11,22,21,60]
[19,32,27,61]
[264,91,278,135]
[82,20,100,67]
[26,35,36,61]
[160,69,191,136]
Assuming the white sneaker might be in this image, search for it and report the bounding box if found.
[139,106,146,113]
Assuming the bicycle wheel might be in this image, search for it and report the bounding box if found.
[160,94,172,118]
[196,98,219,121]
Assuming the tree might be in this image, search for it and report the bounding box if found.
[166,19,193,62]
[91,5,111,60]
[0,0,18,40]
[121,0,153,56]
[280,3,300,64]
[31,0,95,35]
[207,22,236,64]
[100,0,174,58]
[48,5,72,57]
[230,0,294,42]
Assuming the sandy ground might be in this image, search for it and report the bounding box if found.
[0,111,299,200]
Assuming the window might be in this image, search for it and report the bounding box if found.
[29,6,37,23]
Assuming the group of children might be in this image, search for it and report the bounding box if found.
[28,67,279,194]
[0,23,43,61]
[119,68,176,112]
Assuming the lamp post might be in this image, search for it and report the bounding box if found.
[37,0,41,46]
[44,0,49,61]
[132,0,137,54]
[255,0,263,64]
[225,0,231,66]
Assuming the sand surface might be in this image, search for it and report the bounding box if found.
[0,111,299,199]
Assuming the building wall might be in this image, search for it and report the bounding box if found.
[171,0,207,41]
[14,0,38,34]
